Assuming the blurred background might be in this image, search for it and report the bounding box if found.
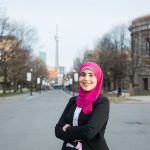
[0,0,150,96]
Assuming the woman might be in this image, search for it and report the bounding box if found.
[55,61,110,150]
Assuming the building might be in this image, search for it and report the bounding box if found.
[39,51,47,64]
[48,67,58,79]
[0,36,17,51]
[48,66,65,88]
[0,36,17,83]
[129,15,150,92]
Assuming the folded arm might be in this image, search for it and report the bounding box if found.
[66,99,109,141]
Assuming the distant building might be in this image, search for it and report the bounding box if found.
[39,51,47,64]
[73,58,82,71]
[129,15,150,92]
[48,67,58,79]
[58,66,65,75]
[0,36,17,51]
[0,36,17,84]
[48,66,65,87]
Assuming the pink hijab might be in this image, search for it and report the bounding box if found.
[76,62,103,114]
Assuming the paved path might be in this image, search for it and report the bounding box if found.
[128,96,150,103]
[0,90,66,150]
[0,90,150,150]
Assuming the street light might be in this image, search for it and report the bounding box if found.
[42,78,46,92]
[72,69,76,96]
[30,68,33,96]
[106,72,110,92]
[37,77,41,94]
[0,49,2,57]
[72,69,78,96]
[68,75,71,94]
[0,49,3,64]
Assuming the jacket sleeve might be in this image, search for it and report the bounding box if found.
[66,98,110,141]
[55,97,75,142]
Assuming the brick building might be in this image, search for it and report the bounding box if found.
[129,15,150,92]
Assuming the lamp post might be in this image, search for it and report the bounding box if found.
[0,49,3,68]
[107,72,110,92]
[72,69,78,96]
[37,77,41,94]
[72,69,76,96]
[42,78,46,92]
[0,50,1,55]
[40,76,42,93]
[0,49,2,66]
[30,68,33,96]
[68,75,71,94]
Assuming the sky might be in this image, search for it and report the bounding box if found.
[0,0,150,72]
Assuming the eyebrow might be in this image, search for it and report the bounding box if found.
[80,72,94,75]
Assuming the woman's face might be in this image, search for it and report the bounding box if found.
[79,68,97,91]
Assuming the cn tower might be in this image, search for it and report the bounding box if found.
[54,22,59,70]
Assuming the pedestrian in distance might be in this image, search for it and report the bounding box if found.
[117,86,122,97]
[55,61,110,150]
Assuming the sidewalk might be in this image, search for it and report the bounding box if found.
[128,96,150,103]
[108,95,150,104]
[0,90,51,101]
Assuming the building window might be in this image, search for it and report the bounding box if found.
[145,38,150,55]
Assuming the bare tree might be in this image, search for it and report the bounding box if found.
[27,57,49,91]
[0,15,16,94]
[81,24,131,91]
[8,47,31,93]
[0,13,37,94]
[95,34,114,51]
[109,24,131,89]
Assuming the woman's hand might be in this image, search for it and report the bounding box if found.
[76,141,82,150]
[63,124,70,132]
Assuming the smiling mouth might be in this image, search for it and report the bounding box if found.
[83,83,91,86]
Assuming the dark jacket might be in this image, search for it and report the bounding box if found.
[55,95,110,150]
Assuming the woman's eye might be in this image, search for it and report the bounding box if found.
[80,73,85,77]
[89,74,93,77]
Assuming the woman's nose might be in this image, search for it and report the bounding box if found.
[84,75,89,80]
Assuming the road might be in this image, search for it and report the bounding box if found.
[0,90,150,150]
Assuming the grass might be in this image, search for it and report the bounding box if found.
[0,91,28,97]
[131,92,150,96]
